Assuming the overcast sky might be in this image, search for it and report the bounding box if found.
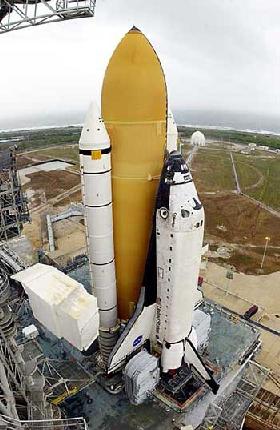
[1,0,280,128]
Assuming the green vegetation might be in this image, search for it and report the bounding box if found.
[179,126,280,149]
[0,126,81,152]
[246,159,280,210]
[233,154,280,209]
[192,149,235,192]
[29,145,79,164]
[233,154,262,189]
[1,125,279,211]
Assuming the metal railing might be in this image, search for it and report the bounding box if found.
[0,0,96,34]
[0,415,88,429]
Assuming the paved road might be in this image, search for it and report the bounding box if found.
[205,284,280,337]
[185,145,198,167]
[230,152,241,193]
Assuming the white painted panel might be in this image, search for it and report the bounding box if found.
[82,153,111,173]
[90,261,117,310]
[87,233,114,264]
[83,171,112,207]
[85,205,113,236]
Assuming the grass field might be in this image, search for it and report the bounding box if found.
[179,126,280,149]
[0,127,81,152]
[4,125,278,276]
[233,154,262,189]
[28,145,79,164]
[191,148,235,192]
[234,154,280,210]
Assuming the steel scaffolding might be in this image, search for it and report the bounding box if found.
[0,253,52,422]
[0,0,96,34]
[0,147,29,241]
[247,372,280,429]
[200,360,269,430]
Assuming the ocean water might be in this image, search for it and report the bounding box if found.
[174,109,280,135]
[0,109,279,135]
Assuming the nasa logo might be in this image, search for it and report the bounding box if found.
[133,335,143,348]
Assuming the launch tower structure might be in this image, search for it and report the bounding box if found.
[0,147,29,242]
[0,0,96,34]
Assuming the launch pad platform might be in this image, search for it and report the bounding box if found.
[24,265,260,430]
[1,252,267,429]
[60,300,262,429]
[51,264,263,429]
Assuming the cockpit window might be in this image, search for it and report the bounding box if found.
[192,198,202,210]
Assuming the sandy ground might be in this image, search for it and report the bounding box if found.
[22,212,43,249]
[51,217,86,264]
[203,193,280,274]
[18,157,84,264]
[203,262,280,394]
[19,161,73,186]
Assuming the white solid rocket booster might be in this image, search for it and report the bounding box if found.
[79,103,118,360]
[166,110,178,153]
[156,153,205,372]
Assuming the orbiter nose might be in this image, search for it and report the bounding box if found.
[164,151,190,184]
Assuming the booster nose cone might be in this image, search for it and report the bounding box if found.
[79,102,110,151]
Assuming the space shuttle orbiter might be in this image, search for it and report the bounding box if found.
[105,149,219,394]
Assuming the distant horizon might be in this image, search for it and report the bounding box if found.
[1,108,280,135]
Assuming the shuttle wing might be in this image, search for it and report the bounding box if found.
[108,289,156,373]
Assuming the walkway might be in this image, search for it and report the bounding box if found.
[230,152,241,194]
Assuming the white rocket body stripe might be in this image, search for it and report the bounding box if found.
[79,103,118,331]
[166,110,178,153]
[156,162,205,372]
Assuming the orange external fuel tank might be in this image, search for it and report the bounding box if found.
[101,27,167,320]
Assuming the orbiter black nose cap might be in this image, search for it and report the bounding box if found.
[169,150,182,159]
[166,150,189,174]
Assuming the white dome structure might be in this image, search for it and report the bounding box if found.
[191,130,206,146]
